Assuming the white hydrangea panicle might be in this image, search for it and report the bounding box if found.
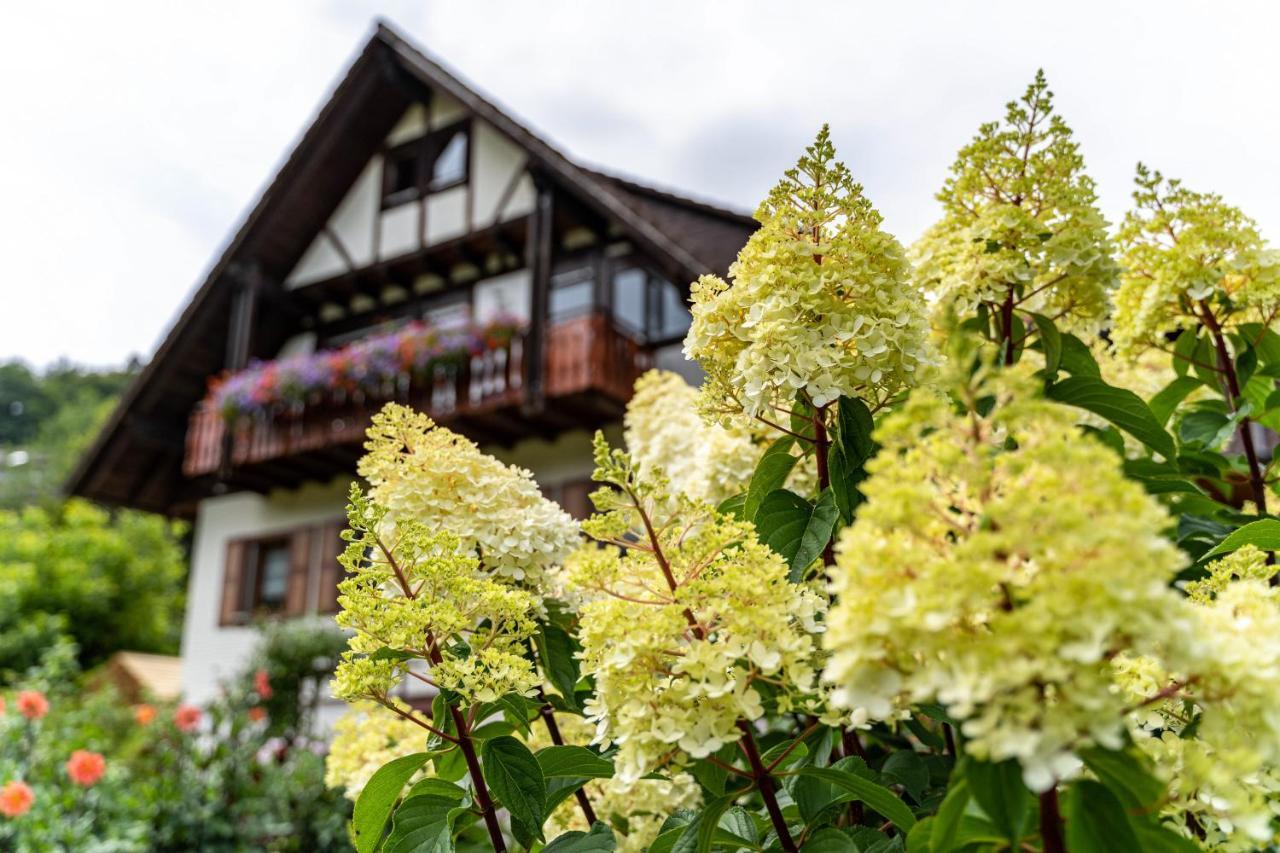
[623,369,761,505]
[1112,165,1280,355]
[684,125,933,424]
[823,359,1189,791]
[1115,546,1280,848]
[912,71,1117,335]
[357,403,580,590]
[570,434,827,783]
[330,486,540,708]
[324,702,425,799]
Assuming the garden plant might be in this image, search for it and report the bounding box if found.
[321,71,1280,853]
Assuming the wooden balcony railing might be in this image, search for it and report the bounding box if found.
[183,314,649,477]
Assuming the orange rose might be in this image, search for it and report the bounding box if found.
[65,751,106,787]
[0,781,34,819]
[173,704,202,733]
[15,691,48,721]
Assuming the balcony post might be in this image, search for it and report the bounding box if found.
[219,262,263,476]
[523,177,554,414]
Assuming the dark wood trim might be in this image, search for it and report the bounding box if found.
[321,226,359,274]
[524,179,553,410]
[491,167,526,227]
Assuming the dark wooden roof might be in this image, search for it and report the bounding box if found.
[66,21,755,517]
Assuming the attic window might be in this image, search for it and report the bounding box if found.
[381,120,471,208]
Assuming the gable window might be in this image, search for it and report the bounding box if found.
[381,120,471,209]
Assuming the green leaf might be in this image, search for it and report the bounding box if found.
[1058,332,1101,378]
[370,646,417,663]
[543,822,618,852]
[929,776,970,853]
[537,622,581,711]
[1047,376,1176,458]
[745,439,799,522]
[716,493,747,520]
[1149,376,1203,426]
[754,489,838,581]
[480,736,547,841]
[1202,518,1280,561]
[1237,344,1259,389]
[836,395,876,461]
[964,759,1030,846]
[1080,746,1164,812]
[545,776,591,816]
[383,794,469,853]
[880,750,929,802]
[1063,780,1140,852]
[1029,312,1062,379]
[800,828,858,851]
[790,767,916,832]
[718,806,760,847]
[404,777,468,802]
[1171,329,1199,377]
[536,746,615,779]
[1238,323,1280,365]
[906,817,935,853]
[692,795,737,853]
[351,752,431,853]
[1178,409,1232,448]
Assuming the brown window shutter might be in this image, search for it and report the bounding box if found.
[316,520,347,614]
[219,539,248,626]
[284,529,312,617]
[560,479,594,521]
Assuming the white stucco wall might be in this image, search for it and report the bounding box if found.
[286,103,532,287]
[179,427,618,709]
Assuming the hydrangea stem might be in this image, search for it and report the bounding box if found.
[1199,301,1268,513]
[1038,787,1066,853]
[737,721,798,852]
[535,685,598,824]
[447,703,508,852]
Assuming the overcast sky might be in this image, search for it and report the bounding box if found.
[3,1,1278,368]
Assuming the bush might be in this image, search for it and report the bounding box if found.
[0,500,186,677]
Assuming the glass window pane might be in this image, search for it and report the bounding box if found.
[257,544,291,609]
[657,279,691,339]
[430,131,468,190]
[549,281,594,321]
[611,268,647,337]
[425,298,471,329]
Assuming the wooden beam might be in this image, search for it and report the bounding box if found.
[524,179,553,412]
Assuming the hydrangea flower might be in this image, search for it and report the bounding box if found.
[912,71,1117,338]
[330,487,540,707]
[357,403,580,591]
[1115,545,1280,848]
[325,702,427,800]
[571,435,827,783]
[1111,165,1280,355]
[623,369,761,505]
[823,359,1190,791]
[684,126,933,422]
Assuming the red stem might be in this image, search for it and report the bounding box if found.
[1199,302,1268,513]
[1039,788,1066,853]
[737,721,798,852]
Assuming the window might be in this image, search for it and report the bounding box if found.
[247,538,292,613]
[608,264,692,343]
[381,121,471,208]
[550,266,595,322]
[611,267,647,335]
[429,129,468,191]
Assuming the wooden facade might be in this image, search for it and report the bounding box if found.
[66,23,755,518]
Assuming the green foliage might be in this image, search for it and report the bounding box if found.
[0,499,186,677]
[245,619,347,738]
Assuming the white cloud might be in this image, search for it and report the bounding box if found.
[2,0,1278,367]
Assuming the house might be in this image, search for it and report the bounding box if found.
[67,22,754,708]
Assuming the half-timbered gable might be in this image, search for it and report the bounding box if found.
[67,22,754,704]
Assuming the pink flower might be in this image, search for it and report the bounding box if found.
[15,691,48,721]
[253,669,272,700]
[174,704,202,733]
[247,706,267,724]
[0,696,6,715]
[65,751,106,787]
[0,781,34,818]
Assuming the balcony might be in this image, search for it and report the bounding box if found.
[183,312,649,480]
